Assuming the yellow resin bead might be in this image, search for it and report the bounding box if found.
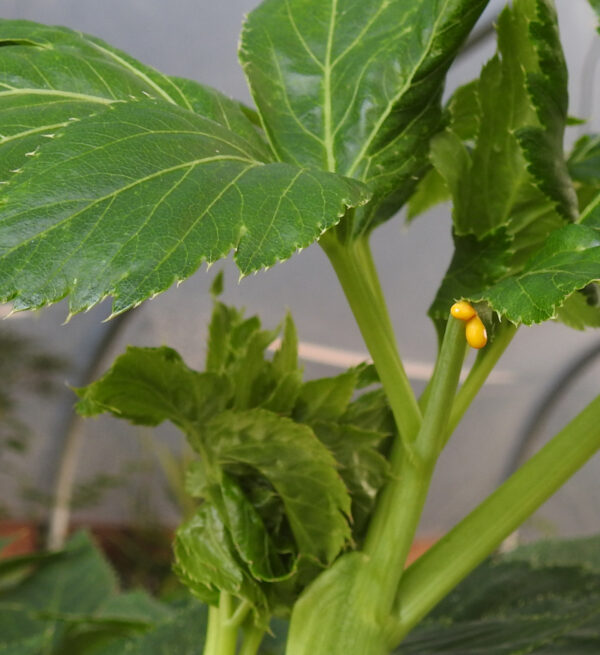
[465,314,488,349]
[450,301,477,321]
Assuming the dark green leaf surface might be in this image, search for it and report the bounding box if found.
[470,207,600,324]
[0,533,118,652]
[0,20,268,183]
[293,369,357,422]
[240,0,488,234]
[397,537,600,654]
[0,98,368,315]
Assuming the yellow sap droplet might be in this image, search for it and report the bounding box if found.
[465,315,487,349]
[450,301,477,321]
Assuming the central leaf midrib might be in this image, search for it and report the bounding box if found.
[322,0,337,172]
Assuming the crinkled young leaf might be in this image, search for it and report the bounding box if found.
[200,409,351,565]
[0,99,369,315]
[240,0,488,235]
[311,421,390,537]
[293,369,357,423]
[0,20,269,183]
[173,504,269,618]
[212,473,290,582]
[76,346,231,429]
[569,133,600,211]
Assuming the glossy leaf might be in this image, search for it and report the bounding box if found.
[0,98,368,315]
[200,409,351,565]
[0,20,269,184]
[240,0,488,234]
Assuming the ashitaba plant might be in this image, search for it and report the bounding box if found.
[2,1,600,654]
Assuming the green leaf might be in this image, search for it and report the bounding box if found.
[568,134,600,211]
[406,167,450,222]
[173,505,268,616]
[0,533,117,651]
[200,409,351,565]
[240,0,488,234]
[92,602,208,655]
[554,287,600,330]
[311,421,390,537]
[0,20,269,184]
[214,473,290,582]
[272,312,299,378]
[0,98,369,315]
[293,369,357,422]
[396,539,600,654]
[76,346,231,429]
[469,208,600,325]
[431,0,575,239]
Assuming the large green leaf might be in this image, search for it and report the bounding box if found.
[0,98,368,315]
[240,0,488,234]
[0,20,269,183]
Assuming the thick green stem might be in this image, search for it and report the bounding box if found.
[320,234,422,457]
[204,606,221,655]
[203,593,241,655]
[386,393,600,648]
[363,316,466,611]
[239,624,266,655]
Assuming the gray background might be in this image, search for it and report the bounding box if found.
[1,0,599,541]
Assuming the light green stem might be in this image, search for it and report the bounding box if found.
[239,624,266,655]
[363,315,466,611]
[204,606,220,655]
[386,393,600,648]
[320,234,422,457]
[446,321,517,440]
[202,593,240,655]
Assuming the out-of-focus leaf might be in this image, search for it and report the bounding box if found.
[240,0,488,235]
[396,537,600,654]
[554,287,600,330]
[0,533,117,652]
[407,168,450,222]
[93,602,208,655]
[568,133,600,211]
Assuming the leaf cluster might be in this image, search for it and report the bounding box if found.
[76,287,393,622]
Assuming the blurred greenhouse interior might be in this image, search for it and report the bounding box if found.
[1,0,599,551]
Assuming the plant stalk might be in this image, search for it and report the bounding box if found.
[320,234,422,457]
[386,393,600,648]
[363,315,466,612]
